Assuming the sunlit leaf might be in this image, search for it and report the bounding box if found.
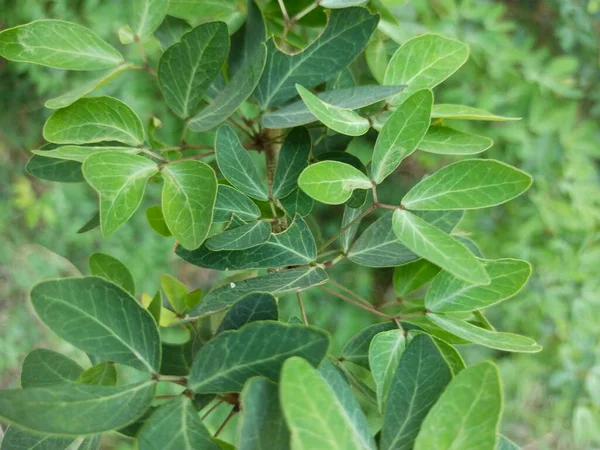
[419,126,493,155]
[298,161,372,205]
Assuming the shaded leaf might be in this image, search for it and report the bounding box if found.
[228,0,267,76]
[0,426,74,450]
[369,329,406,413]
[89,252,135,295]
[77,212,100,234]
[273,127,312,200]
[155,15,191,49]
[206,221,271,251]
[132,0,169,39]
[365,38,387,84]
[21,349,83,388]
[217,293,278,333]
[77,362,117,387]
[280,188,314,217]
[298,161,371,205]
[146,206,172,237]
[341,322,396,368]
[214,185,261,223]
[393,259,441,297]
[340,201,371,253]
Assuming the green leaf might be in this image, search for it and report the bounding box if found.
[216,125,268,200]
[0,20,123,70]
[45,64,132,109]
[426,258,531,313]
[21,349,83,388]
[89,252,135,295]
[426,313,542,353]
[341,322,396,368]
[392,209,489,285]
[77,435,101,450]
[77,362,117,387]
[381,334,453,450]
[431,336,465,375]
[188,267,328,319]
[132,0,169,39]
[280,188,314,217]
[189,322,329,393]
[401,160,532,210]
[296,85,370,136]
[155,16,191,48]
[158,22,229,118]
[147,290,162,325]
[369,329,406,413]
[31,277,161,372]
[273,127,312,200]
[238,377,290,450]
[26,152,84,183]
[44,97,145,146]
[137,396,219,450]
[146,206,172,237]
[160,274,188,315]
[365,38,388,84]
[176,215,316,270]
[280,357,376,450]
[217,293,278,333]
[228,0,267,76]
[321,0,370,7]
[414,362,502,450]
[419,126,493,155]
[298,161,372,205]
[393,259,441,297]
[371,89,433,184]
[498,435,520,450]
[206,221,271,251]
[348,210,463,268]
[83,152,158,236]
[214,185,261,223]
[160,340,196,376]
[31,145,138,163]
[254,8,379,108]
[77,212,100,234]
[262,85,403,129]
[340,202,370,253]
[384,34,468,101]
[188,44,267,132]
[0,381,156,436]
[1,426,74,449]
[162,160,218,250]
[167,0,237,21]
[431,104,520,121]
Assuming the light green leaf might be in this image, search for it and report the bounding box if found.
[89,252,135,295]
[162,160,218,250]
[214,185,261,223]
[498,435,520,450]
[254,8,378,108]
[369,329,406,413]
[296,85,370,136]
[137,396,219,450]
[0,20,123,70]
[426,313,542,353]
[155,16,191,49]
[348,210,463,268]
[167,0,237,21]
[262,85,403,129]
[384,34,468,99]
[83,152,158,236]
[0,426,75,450]
[321,0,370,7]
[393,259,441,297]
[32,145,138,163]
[188,267,328,319]
[206,220,271,251]
[228,0,267,76]
[340,201,371,253]
[217,293,278,333]
[189,322,329,393]
[365,38,388,84]
[77,435,101,450]
[402,160,532,210]
[280,357,376,450]
[188,44,267,132]
[426,258,532,313]
[238,377,290,450]
[0,381,156,436]
[280,188,314,217]
[342,322,397,369]
[161,274,188,315]
[77,362,117,387]
[431,104,520,121]
[44,97,144,146]
[392,209,489,285]
[132,0,169,39]
[176,215,316,270]
[371,89,433,184]
[381,334,452,450]
[419,126,493,155]
[31,277,161,372]
[158,22,229,118]
[414,362,502,450]
[146,206,172,237]
[273,127,312,200]
[216,125,268,200]
[298,161,372,205]
[45,64,132,109]
[21,349,83,388]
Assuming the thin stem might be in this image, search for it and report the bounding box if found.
[318,248,342,259]
[171,152,215,163]
[214,406,237,438]
[320,285,393,320]
[397,311,427,319]
[317,205,376,253]
[378,203,399,210]
[327,279,372,307]
[277,0,290,21]
[228,116,254,137]
[133,36,157,77]
[140,147,168,163]
[154,395,176,400]
[291,1,320,22]
[201,399,224,420]
[296,291,309,325]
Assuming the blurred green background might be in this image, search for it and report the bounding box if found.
[1,0,599,449]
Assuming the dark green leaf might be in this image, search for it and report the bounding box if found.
[155,15,191,49]
[160,341,196,376]
[77,362,117,387]
[273,127,312,200]
[0,426,74,450]
[393,259,441,297]
[26,152,84,183]
[146,206,172,237]
[217,293,278,333]
[21,349,83,388]
[132,0,169,39]
[206,221,271,251]
[279,188,314,217]
[89,252,135,295]
[214,185,262,223]
[228,0,267,76]
[341,322,396,368]
[77,212,100,234]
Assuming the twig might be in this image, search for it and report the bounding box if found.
[291,1,320,22]
[317,205,376,253]
[214,406,237,438]
[140,147,168,163]
[327,279,372,307]
[201,399,224,420]
[296,291,309,325]
[320,285,393,320]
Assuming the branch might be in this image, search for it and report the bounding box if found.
[319,285,394,321]
[296,291,309,325]
[317,205,376,253]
